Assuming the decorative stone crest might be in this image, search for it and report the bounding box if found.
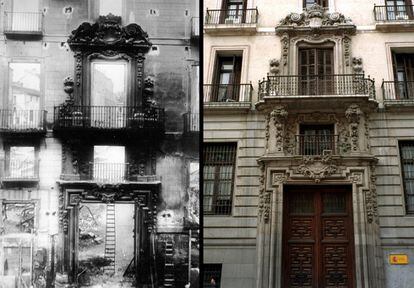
[277,4,355,36]
[271,106,288,153]
[296,155,339,183]
[68,14,151,52]
[345,104,363,152]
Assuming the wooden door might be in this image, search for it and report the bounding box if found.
[282,186,355,288]
[299,48,333,95]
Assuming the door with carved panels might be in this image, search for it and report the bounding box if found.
[282,186,355,288]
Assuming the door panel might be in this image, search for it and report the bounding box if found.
[283,186,354,288]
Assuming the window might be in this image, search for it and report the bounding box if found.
[203,264,222,288]
[203,143,236,215]
[392,52,414,99]
[91,61,127,128]
[299,124,335,155]
[93,146,126,183]
[386,0,412,20]
[6,146,36,179]
[213,55,242,102]
[303,0,329,8]
[221,0,246,24]
[399,141,414,213]
[7,63,41,129]
[299,48,333,95]
[9,0,41,32]
[99,0,122,16]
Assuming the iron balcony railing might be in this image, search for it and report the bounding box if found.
[1,159,40,181]
[374,4,414,21]
[296,134,339,156]
[204,83,253,103]
[258,74,375,99]
[60,162,160,183]
[191,17,200,37]
[0,110,47,132]
[4,11,43,33]
[382,80,414,102]
[54,105,164,130]
[184,112,199,133]
[205,8,258,25]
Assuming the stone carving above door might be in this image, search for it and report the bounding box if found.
[296,155,340,183]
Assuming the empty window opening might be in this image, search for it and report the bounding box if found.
[93,146,125,183]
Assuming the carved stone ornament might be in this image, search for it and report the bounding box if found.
[345,104,363,152]
[277,4,355,36]
[269,59,281,75]
[296,155,339,183]
[67,14,151,53]
[352,57,363,74]
[258,162,269,222]
[271,106,288,153]
[367,165,379,224]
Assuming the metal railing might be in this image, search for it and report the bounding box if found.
[205,8,258,25]
[184,112,199,133]
[4,12,43,33]
[258,74,375,99]
[0,110,46,132]
[382,80,414,102]
[60,162,161,183]
[374,4,414,21]
[296,134,338,156]
[1,159,40,181]
[191,17,199,37]
[54,106,164,130]
[203,83,253,103]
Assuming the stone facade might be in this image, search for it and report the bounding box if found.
[204,0,414,287]
[0,0,199,287]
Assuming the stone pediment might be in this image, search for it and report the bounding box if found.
[276,4,356,36]
[68,14,152,52]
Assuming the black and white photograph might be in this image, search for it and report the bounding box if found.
[0,0,199,287]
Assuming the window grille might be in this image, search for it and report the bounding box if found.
[400,141,414,213]
[203,143,237,215]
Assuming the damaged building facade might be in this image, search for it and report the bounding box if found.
[204,0,414,287]
[0,0,199,287]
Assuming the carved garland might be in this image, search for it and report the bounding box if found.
[345,104,363,152]
[271,106,288,153]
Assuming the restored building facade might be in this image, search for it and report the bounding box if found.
[0,0,199,287]
[203,0,414,287]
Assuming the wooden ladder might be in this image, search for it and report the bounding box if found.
[164,240,175,287]
[103,203,116,274]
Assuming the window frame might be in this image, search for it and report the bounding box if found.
[203,142,237,216]
[303,0,329,8]
[2,143,40,182]
[399,140,414,214]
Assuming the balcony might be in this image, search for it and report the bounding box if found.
[382,80,414,105]
[53,105,164,137]
[374,4,414,31]
[191,17,200,38]
[183,112,199,133]
[204,8,258,35]
[0,109,47,134]
[203,83,252,111]
[1,159,40,185]
[296,134,338,156]
[4,11,43,37]
[59,162,161,185]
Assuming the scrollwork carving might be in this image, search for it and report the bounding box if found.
[345,104,363,152]
[367,165,379,224]
[258,162,271,223]
[296,155,339,183]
